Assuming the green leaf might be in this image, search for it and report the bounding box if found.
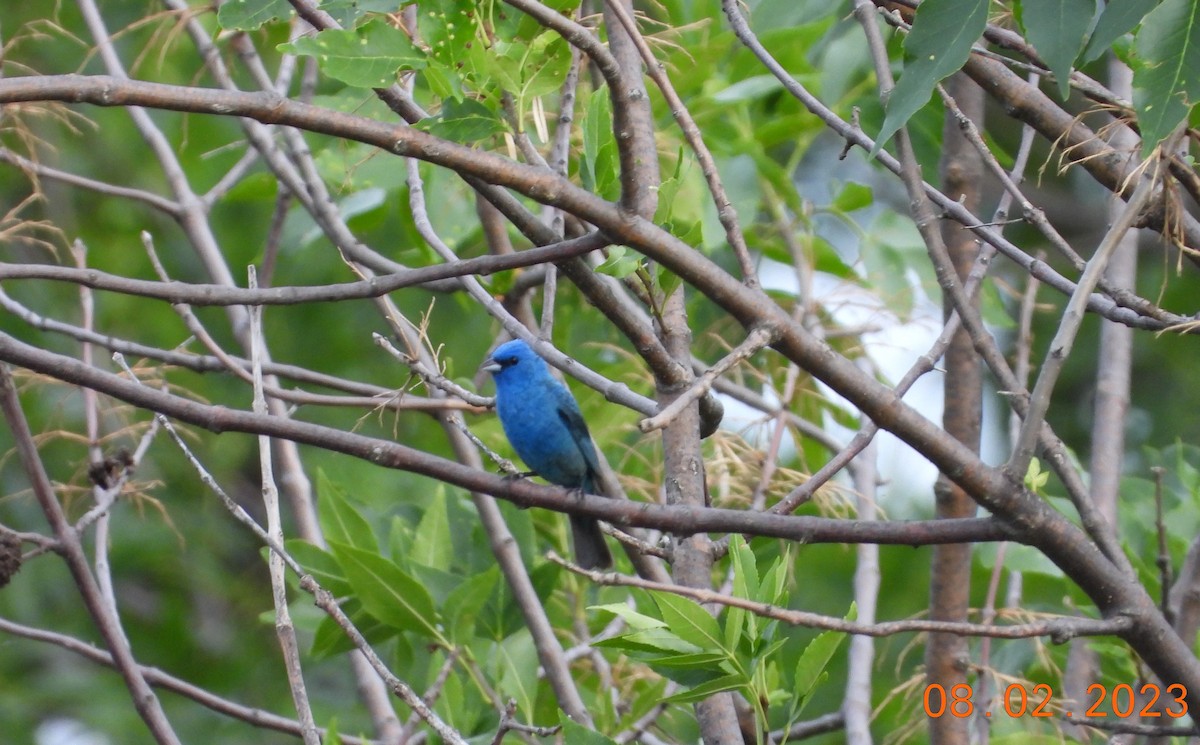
[1020,0,1098,99]
[590,603,669,631]
[421,63,465,102]
[317,472,379,553]
[513,32,572,100]
[859,210,929,315]
[285,539,350,597]
[711,75,784,104]
[594,628,701,655]
[758,555,789,608]
[1133,0,1200,155]
[406,564,462,607]
[445,567,499,644]
[653,593,725,652]
[560,715,619,745]
[387,515,414,566]
[657,265,683,300]
[225,172,279,204]
[480,560,558,640]
[663,673,745,704]
[417,2,476,99]
[279,20,426,89]
[752,0,840,26]
[410,487,452,571]
[980,280,1017,329]
[317,0,401,29]
[976,541,1065,577]
[496,630,539,717]
[1025,456,1050,493]
[646,654,732,688]
[874,0,989,153]
[1082,0,1160,62]
[716,155,763,238]
[321,717,342,745]
[831,181,874,213]
[581,88,618,198]
[217,0,293,31]
[791,629,845,710]
[309,598,391,658]
[729,536,760,596]
[654,169,686,227]
[622,677,670,728]
[416,98,507,144]
[728,536,759,652]
[646,651,730,669]
[594,246,642,278]
[310,616,352,659]
[331,542,442,641]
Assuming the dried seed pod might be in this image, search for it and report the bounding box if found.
[0,530,21,588]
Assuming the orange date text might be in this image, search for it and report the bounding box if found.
[922,683,1188,719]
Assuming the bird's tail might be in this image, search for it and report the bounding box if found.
[570,514,613,570]
[571,473,612,569]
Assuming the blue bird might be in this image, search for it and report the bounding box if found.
[482,339,614,569]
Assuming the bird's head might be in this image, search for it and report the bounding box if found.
[481,338,546,384]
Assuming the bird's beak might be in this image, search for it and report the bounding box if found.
[481,357,501,374]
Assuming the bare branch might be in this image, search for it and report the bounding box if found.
[0,333,1014,546]
[249,268,320,745]
[1008,155,1161,476]
[553,554,1133,641]
[0,616,379,745]
[0,365,182,745]
[639,324,778,433]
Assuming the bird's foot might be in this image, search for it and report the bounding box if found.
[500,470,536,510]
[500,469,537,481]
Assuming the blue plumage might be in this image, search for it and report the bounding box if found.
[482,339,613,569]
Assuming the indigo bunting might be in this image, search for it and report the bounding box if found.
[482,339,614,569]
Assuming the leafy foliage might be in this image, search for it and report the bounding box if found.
[1133,0,1200,153]
[874,0,989,153]
[281,21,427,88]
[1019,0,1096,100]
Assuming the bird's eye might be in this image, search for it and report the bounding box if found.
[500,356,518,368]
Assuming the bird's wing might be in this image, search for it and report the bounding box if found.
[552,381,602,487]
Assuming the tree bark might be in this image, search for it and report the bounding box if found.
[926,71,985,745]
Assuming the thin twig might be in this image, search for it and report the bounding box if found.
[113,350,469,742]
[857,0,1136,578]
[0,616,379,745]
[1008,155,1161,477]
[552,553,1132,641]
[0,365,182,745]
[398,649,459,741]
[845,405,879,745]
[0,147,180,215]
[249,267,320,745]
[490,699,561,744]
[639,325,779,433]
[374,333,492,407]
[769,249,987,516]
[74,239,121,616]
[300,576,470,744]
[0,338,1013,547]
[937,83,1165,322]
[718,1,1177,330]
[602,0,758,286]
[403,152,597,726]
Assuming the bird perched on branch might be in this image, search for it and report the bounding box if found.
[482,338,614,570]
